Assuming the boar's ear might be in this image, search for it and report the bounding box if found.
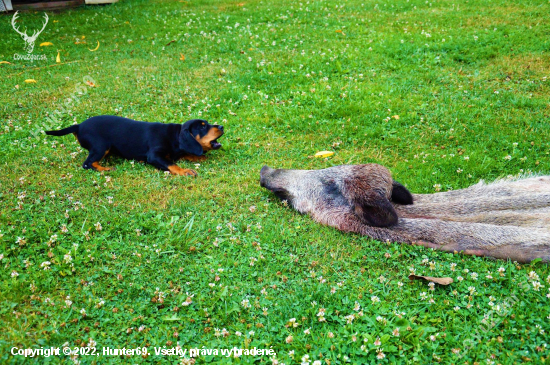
[343,177,398,227]
[352,191,399,227]
[391,181,414,205]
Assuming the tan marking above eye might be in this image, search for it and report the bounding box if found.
[201,122,205,125]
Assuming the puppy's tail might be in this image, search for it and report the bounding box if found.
[45,124,79,136]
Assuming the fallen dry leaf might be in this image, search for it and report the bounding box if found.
[86,81,96,87]
[0,61,12,64]
[408,274,453,286]
[40,42,53,47]
[180,54,185,61]
[56,51,61,63]
[24,79,37,83]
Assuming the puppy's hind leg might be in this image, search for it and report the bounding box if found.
[83,146,113,171]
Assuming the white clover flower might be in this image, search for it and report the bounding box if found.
[528,271,540,281]
[344,314,355,324]
[182,294,193,306]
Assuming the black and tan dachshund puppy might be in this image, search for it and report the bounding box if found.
[46,116,224,176]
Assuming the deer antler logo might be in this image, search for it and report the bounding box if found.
[11,11,49,54]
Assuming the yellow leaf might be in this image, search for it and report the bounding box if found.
[40,42,53,47]
[89,41,100,52]
[56,51,61,63]
[0,61,12,64]
[25,79,37,83]
[180,54,185,61]
[314,151,334,158]
[53,20,59,23]
[86,81,96,87]
[335,29,342,33]
[81,36,86,40]
[392,115,400,119]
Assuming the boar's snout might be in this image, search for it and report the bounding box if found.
[260,165,272,188]
[260,165,291,202]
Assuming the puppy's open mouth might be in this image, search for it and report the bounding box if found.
[210,140,222,149]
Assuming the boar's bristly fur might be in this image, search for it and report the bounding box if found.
[260,164,550,263]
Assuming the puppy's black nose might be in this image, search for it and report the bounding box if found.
[218,125,224,132]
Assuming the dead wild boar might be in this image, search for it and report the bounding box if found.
[259,164,550,263]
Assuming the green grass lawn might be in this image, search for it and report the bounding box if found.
[1,0,550,363]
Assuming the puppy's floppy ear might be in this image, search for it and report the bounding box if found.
[343,172,398,227]
[179,125,203,156]
[391,181,414,205]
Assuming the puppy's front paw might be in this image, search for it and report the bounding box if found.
[181,169,197,176]
[168,165,197,176]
